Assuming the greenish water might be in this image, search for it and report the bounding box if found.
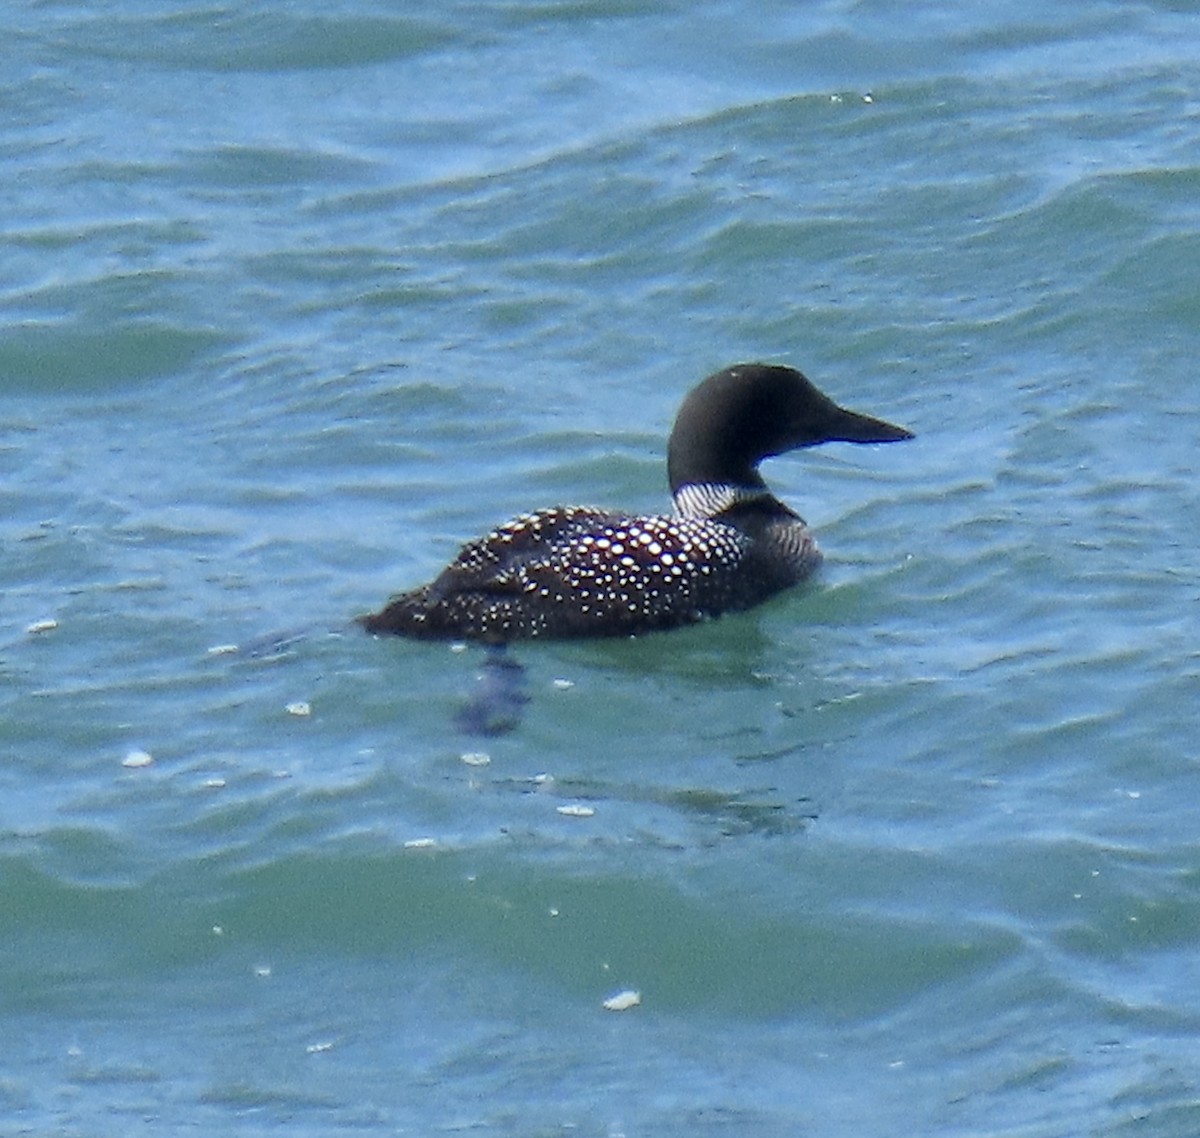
[4,2,1200,1135]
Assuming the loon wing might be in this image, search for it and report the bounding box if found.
[427,505,612,597]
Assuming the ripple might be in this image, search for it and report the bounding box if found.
[43,9,458,73]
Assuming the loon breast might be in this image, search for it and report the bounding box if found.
[359,362,912,643]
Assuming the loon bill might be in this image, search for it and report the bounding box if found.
[359,363,913,642]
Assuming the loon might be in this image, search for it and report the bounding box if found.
[359,363,912,642]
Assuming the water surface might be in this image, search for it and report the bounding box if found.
[3,2,1200,1135]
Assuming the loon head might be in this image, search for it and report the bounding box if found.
[666,363,913,494]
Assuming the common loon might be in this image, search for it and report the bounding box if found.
[359,363,912,642]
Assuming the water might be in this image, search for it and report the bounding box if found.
[3,1,1200,1134]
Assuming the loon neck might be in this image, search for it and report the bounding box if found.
[672,481,780,521]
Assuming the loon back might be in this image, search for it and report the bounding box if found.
[359,363,912,642]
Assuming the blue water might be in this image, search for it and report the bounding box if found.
[4,2,1200,1135]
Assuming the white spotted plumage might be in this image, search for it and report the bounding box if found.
[362,492,818,641]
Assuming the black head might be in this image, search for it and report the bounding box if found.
[667,363,913,492]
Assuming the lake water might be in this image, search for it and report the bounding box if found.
[3,2,1200,1135]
